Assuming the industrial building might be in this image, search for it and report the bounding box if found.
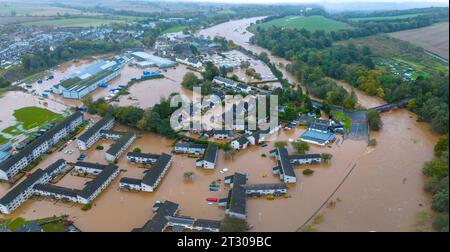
[131,51,176,68]
[52,60,123,99]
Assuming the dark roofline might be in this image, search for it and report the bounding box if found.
[127,152,160,160]
[78,165,118,199]
[203,144,218,163]
[106,133,135,156]
[277,148,296,177]
[142,154,172,187]
[0,169,46,205]
[78,114,114,142]
[0,112,83,173]
[141,200,179,232]
[227,173,247,215]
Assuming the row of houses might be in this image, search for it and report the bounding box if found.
[119,153,173,192]
[230,126,281,150]
[77,115,136,161]
[0,159,120,214]
[0,112,84,181]
[218,173,288,220]
[212,76,252,94]
[132,200,221,232]
[269,147,323,184]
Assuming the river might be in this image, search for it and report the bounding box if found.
[0,17,439,232]
[198,16,439,231]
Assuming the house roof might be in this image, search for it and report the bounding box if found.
[227,173,247,215]
[0,112,83,174]
[242,183,287,191]
[34,183,81,198]
[174,142,207,149]
[106,133,136,157]
[119,177,142,185]
[276,148,296,178]
[203,144,218,164]
[78,165,118,200]
[0,169,46,206]
[141,200,179,232]
[288,153,321,160]
[44,159,66,176]
[127,152,160,160]
[142,153,172,187]
[78,114,114,142]
[193,219,221,229]
[74,161,106,171]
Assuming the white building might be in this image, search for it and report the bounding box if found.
[231,135,250,150]
[195,144,218,169]
[126,152,160,164]
[289,153,322,165]
[0,112,83,181]
[270,148,297,184]
[105,133,136,162]
[242,183,288,196]
[77,115,115,151]
[175,57,203,69]
[173,142,207,155]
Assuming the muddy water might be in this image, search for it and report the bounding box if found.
[0,91,69,133]
[197,17,440,232]
[113,64,197,108]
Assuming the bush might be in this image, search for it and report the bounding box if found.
[81,203,92,211]
[274,141,287,148]
[261,153,267,157]
[303,169,314,176]
[368,139,377,146]
[432,213,449,232]
[132,147,141,153]
[431,188,449,213]
[266,195,275,200]
[367,110,382,131]
[220,217,248,232]
[96,145,104,150]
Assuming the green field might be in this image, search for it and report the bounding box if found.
[13,106,62,130]
[0,134,8,145]
[0,3,83,17]
[22,18,126,27]
[251,15,352,32]
[349,13,424,21]
[22,71,49,84]
[163,25,189,34]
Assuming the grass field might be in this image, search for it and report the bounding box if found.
[22,18,126,27]
[13,106,62,130]
[0,134,8,145]
[337,35,448,76]
[22,71,49,84]
[389,22,449,60]
[163,25,189,34]
[0,3,83,17]
[251,15,352,32]
[348,13,424,21]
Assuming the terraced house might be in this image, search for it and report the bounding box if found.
[0,112,83,181]
[77,115,115,151]
[52,60,122,99]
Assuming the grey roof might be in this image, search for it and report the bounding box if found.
[0,112,83,174]
[106,133,135,156]
[0,169,46,205]
[141,200,179,232]
[235,135,249,145]
[119,177,142,185]
[193,219,221,229]
[75,161,106,171]
[44,159,66,176]
[309,123,329,132]
[78,165,118,200]
[167,215,195,226]
[213,76,236,85]
[242,183,287,191]
[127,152,160,160]
[174,142,207,149]
[142,154,172,187]
[288,153,321,160]
[203,144,218,163]
[34,183,81,198]
[78,114,114,142]
[276,148,296,178]
[227,173,247,215]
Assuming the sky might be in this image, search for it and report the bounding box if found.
[183,0,449,4]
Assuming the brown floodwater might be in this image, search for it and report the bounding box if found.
[113,64,197,108]
[0,18,440,232]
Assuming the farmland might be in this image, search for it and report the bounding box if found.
[337,35,449,76]
[20,17,127,27]
[348,13,425,21]
[162,25,189,34]
[389,22,449,60]
[250,15,352,32]
[0,3,83,16]
[21,18,127,28]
